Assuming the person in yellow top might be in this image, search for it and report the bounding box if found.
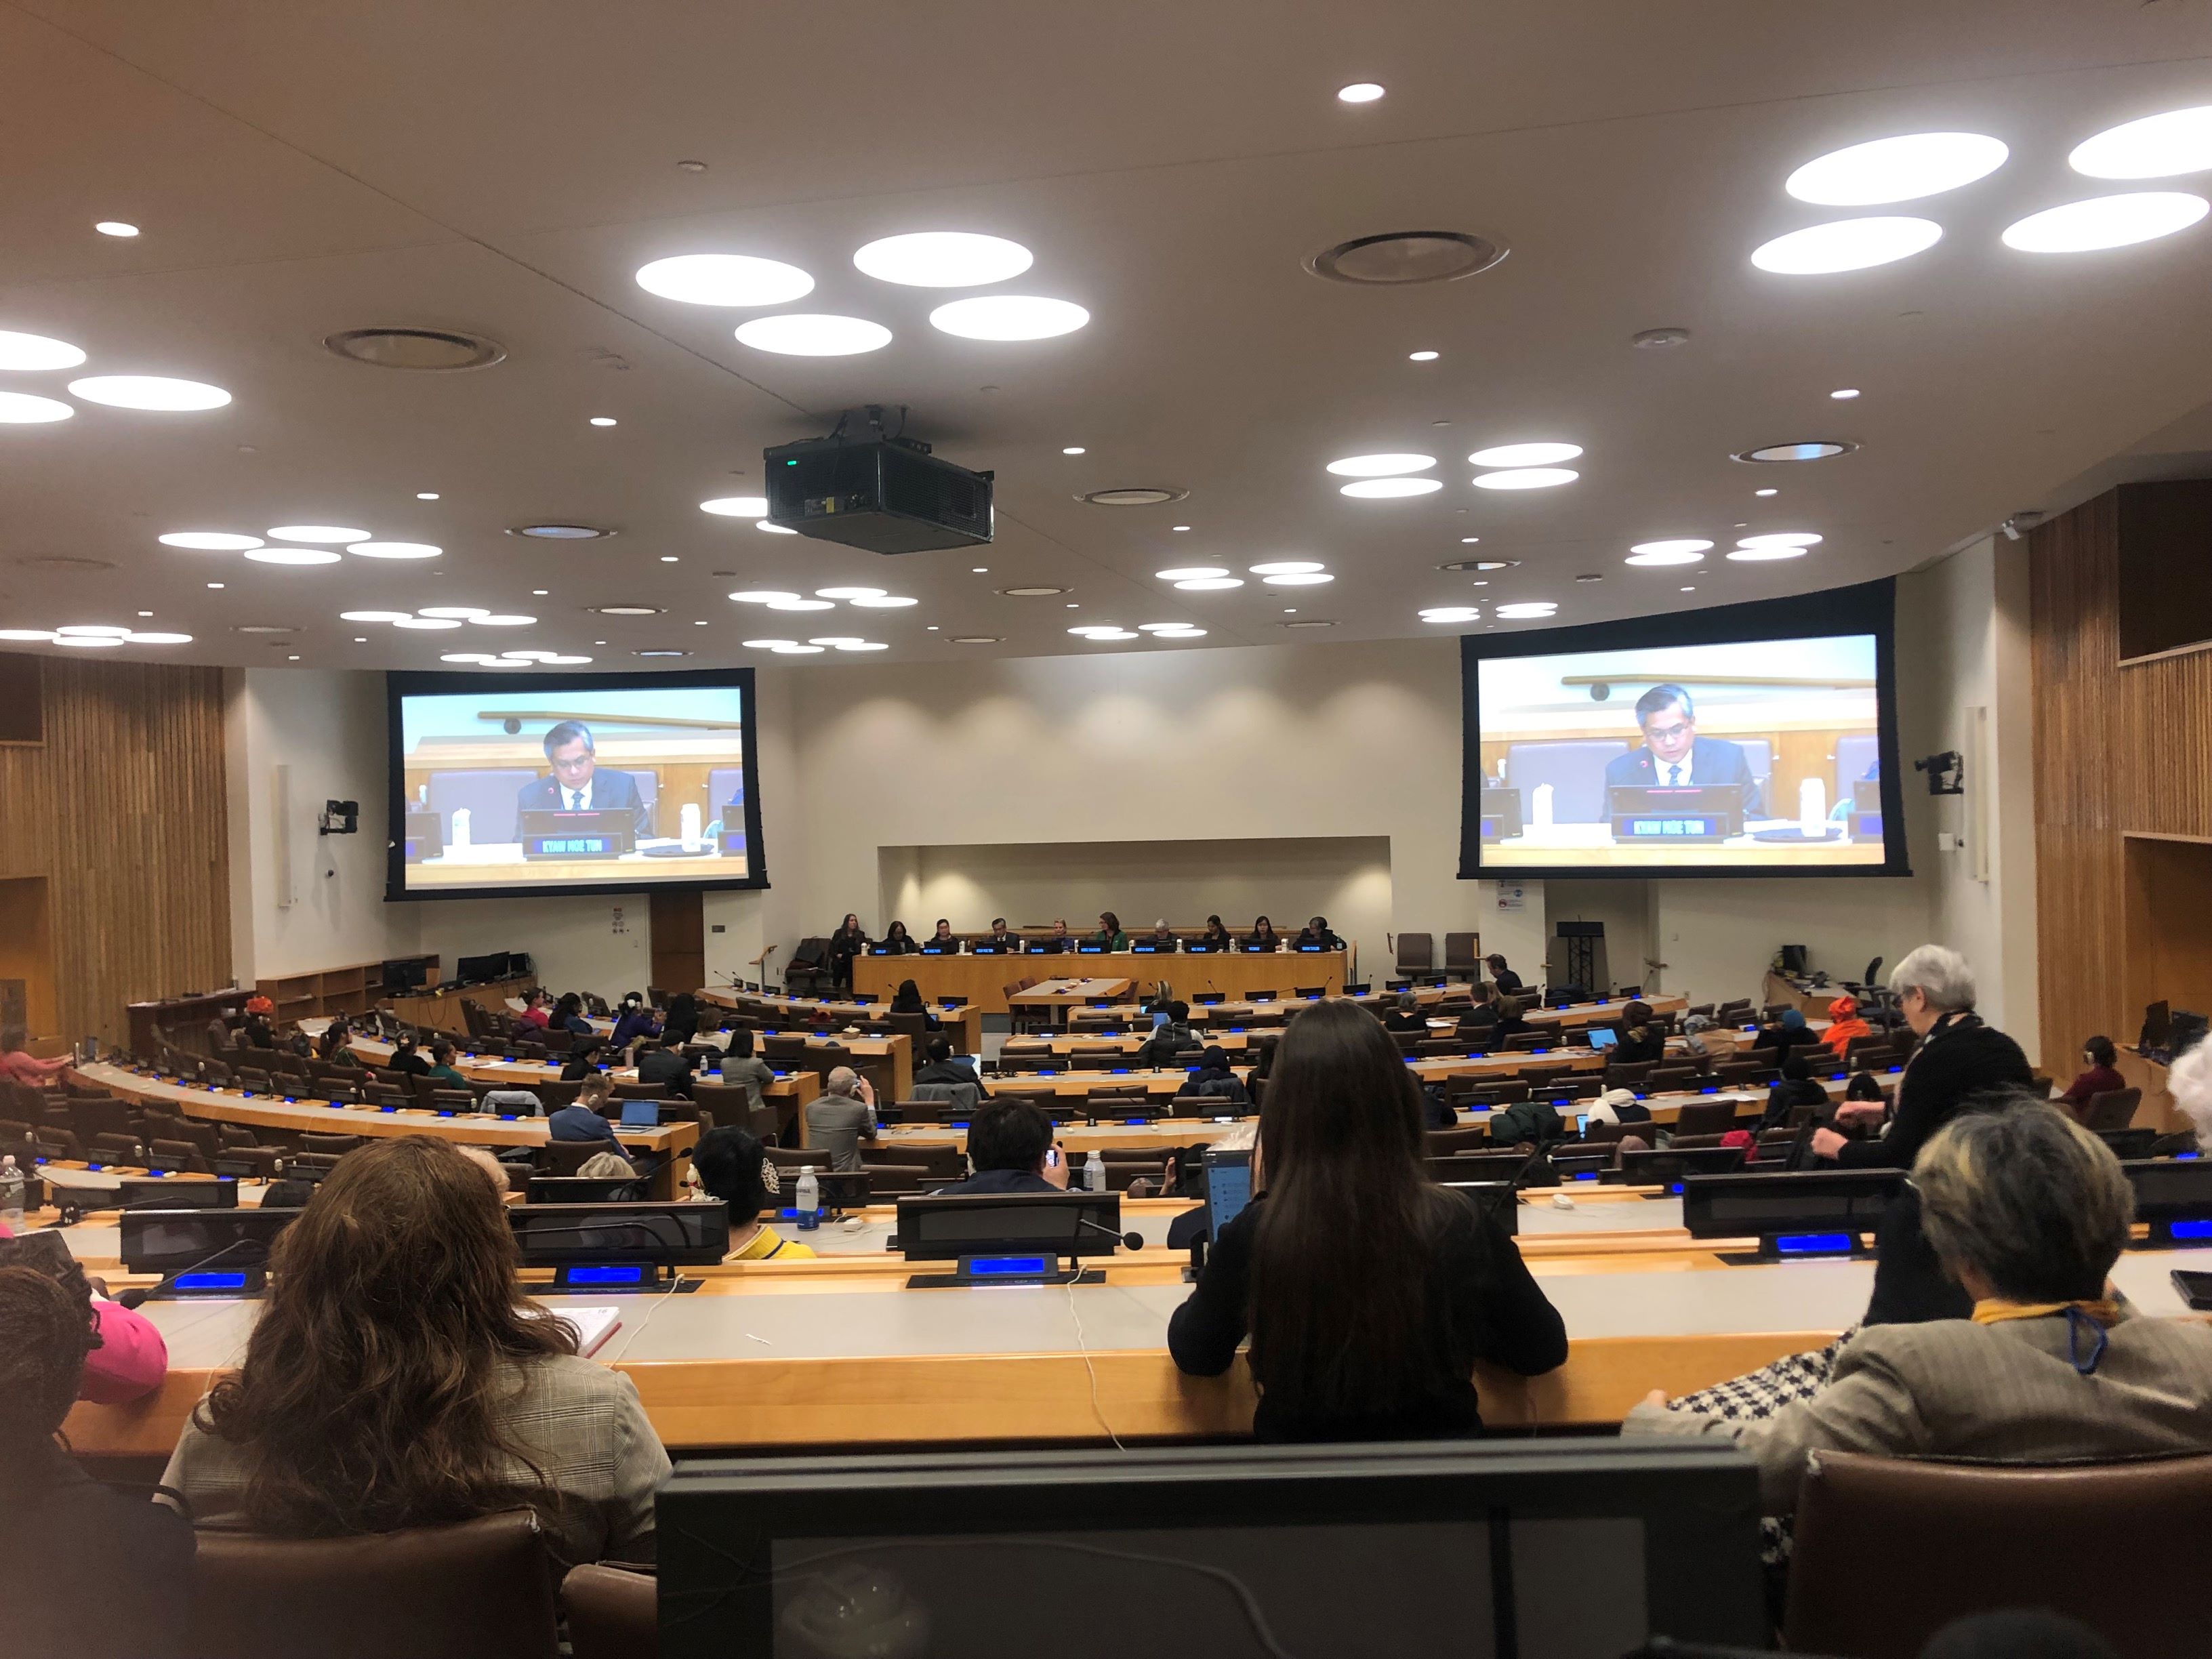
[692,1126,817,1262]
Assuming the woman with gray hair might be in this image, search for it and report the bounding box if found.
[1626,1101,2212,1516]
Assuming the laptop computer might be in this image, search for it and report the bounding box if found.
[619,1099,661,1130]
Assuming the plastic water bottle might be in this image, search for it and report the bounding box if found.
[451,806,472,848]
[794,1165,820,1230]
[0,1155,24,1231]
[1083,1151,1106,1193]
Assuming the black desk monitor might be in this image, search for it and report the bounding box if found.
[2123,1158,2212,1245]
[1601,1147,1748,1189]
[1434,1178,1519,1236]
[1480,783,1525,840]
[403,810,444,862]
[119,1206,303,1295]
[527,1175,649,1205]
[894,1191,1124,1286]
[508,1200,729,1289]
[656,1439,1767,1659]
[115,1176,239,1212]
[2142,999,2172,1053]
[1679,1168,1904,1260]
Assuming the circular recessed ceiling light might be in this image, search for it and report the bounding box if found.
[1308,230,1507,285]
[1155,567,1227,581]
[1495,601,1559,619]
[268,525,368,544]
[53,634,125,649]
[56,624,131,638]
[731,591,798,604]
[392,616,464,630]
[0,331,87,371]
[950,635,1002,644]
[735,314,892,355]
[998,585,1069,597]
[848,594,918,608]
[766,597,836,611]
[1830,388,1861,400]
[1437,557,1519,573]
[815,586,886,600]
[635,649,690,657]
[417,606,490,619]
[853,232,1033,287]
[1337,81,1385,102]
[1061,445,1086,455]
[1248,560,1324,575]
[1785,132,2009,205]
[1174,577,1244,590]
[1626,542,1711,566]
[95,220,140,237]
[510,523,613,539]
[1079,487,1185,506]
[1472,468,1578,490]
[1751,217,1942,274]
[0,392,74,423]
[2070,106,2212,180]
[1735,441,1855,464]
[244,546,342,566]
[1408,350,1439,362]
[68,375,230,410]
[929,295,1090,340]
[1081,629,1141,641]
[417,491,441,500]
[159,531,262,551]
[1727,545,1811,562]
[1737,532,1822,548]
[1340,477,1443,498]
[1756,487,1779,497]
[230,624,295,634]
[347,541,441,560]
[1326,452,1435,476]
[470,614,537,626]
[340,610,412,623]
[1419,606,1483,623]
[634,253,815,306]
[1282,619,1337,630]
[2001,192,2209,251]
[589,605,662,617]
[1264,572,1334,586]
[125,632,192,644]
[700,496,771,516]
[1469,442,1582,468]
[588,415,618,428]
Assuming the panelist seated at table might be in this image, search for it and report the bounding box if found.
[1244,916,1282,953]
[875,921,920,956]
[1038,919,1076,954]
[1600,684,1765,817]
[923,919,963,954]
[511,720,652,841]
[1294,915,1343,952]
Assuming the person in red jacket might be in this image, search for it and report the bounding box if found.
[2056,1035,2125,1119]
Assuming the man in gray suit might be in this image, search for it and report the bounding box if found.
[1603,683,1765,817]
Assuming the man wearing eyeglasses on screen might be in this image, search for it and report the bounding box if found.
[1601,683,1765,816]
[512,720,652,840]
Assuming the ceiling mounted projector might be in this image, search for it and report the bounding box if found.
[765,407,994,554]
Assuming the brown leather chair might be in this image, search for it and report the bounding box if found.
[1395,931,1434,975]
[1785,1450,2212,1659]
[2081,1087,2142,1132]
[302,1131,362,1158]
[1670,1099,1744,1139]
[859,1161,928,1195]
[186,1509,560,1659]
[1425,1125,1490,1155]
[560,1563,656,1659]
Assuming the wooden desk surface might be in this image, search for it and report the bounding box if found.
[62,1244,2212,1457]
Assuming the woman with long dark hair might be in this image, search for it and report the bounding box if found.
[660,991,701,1050]
[1244,915,1279,952]
[163,1136,667,1567]
[1168,999,1565,1440]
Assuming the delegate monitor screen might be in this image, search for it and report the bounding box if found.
[1475,634,1885,872]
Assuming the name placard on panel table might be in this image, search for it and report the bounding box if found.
[855,950,1349,1015]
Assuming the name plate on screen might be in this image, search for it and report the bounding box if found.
[1605,785,1742,843]
[518,808,634,859]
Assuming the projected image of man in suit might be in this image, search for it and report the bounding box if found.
[514,720,651,839]
[1602,684,1764,815]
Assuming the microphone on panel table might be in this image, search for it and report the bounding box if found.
[1078,1214,1144,1252]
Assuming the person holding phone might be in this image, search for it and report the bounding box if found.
[933,1101,1071,1195]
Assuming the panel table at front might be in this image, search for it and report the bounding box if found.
[855,950,1349,1014]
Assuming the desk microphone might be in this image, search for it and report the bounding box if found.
[117,1235,276,1308]
[1077,1214,1144,1251]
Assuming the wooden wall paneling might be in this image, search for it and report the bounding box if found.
[0,655,230,1043]
[649,887,706,999]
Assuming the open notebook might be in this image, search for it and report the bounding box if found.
[524,1303,622,1356]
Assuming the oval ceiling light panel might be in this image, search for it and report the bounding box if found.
[742,638,798,649]
[123,632,192,644]
[1263,572,1334,586]
[52,634,126,648]
[1174,577,1244,590]
[771,643,826,654]
[1325,453,1435,476]
[634,253,815,306]
[542,654,594,664]
[1472,468,1578,490]
[1495,601,1559,619]
[1340,477,1443,498]
[765,597,836,611]
[847,594,918,607]
[1750,216,1942,273]
[928,295,1090,340]
[1736,531,1824,549]
[700,495,770,517]
[339,609,412,623]
[0,392,75,423]
[1419,606,1483,623]
[1736,441,1853,463]
[814,586,886,600]
[0,331,87,371]
[243,546,342,566]
[1469,442,1582,468]
[2001,192,2209,251]
[1629,539,1715,558]
[756,520,798,534]
[2070,106,2212,180]
[1337,82,1385,104]
[392,616,464,630]
[417,606,491,619]
[1155,567,1229,581]
[809,636,868,648]
[470,615,537,626]
[56,624,131,638]
[441,653,498,664]
[1248,561,1324,575]
[1727,545,1812,562]
[854,232,1033,287]
[347,541,442,560]
[268,525,369,543]
[1625,548,1707,567]
[730,590,799,604]
[1785,132,2009,205]
[0,630,56,642]
[68,375,230,410]
[735,314,891,356]
[159,531,263,550]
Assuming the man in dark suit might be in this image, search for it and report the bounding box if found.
[512,720,651,841]
[1601,684,1765,816]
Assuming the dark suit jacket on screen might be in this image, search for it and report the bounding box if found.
[1603,736,1765,817]
[513,769,651,841]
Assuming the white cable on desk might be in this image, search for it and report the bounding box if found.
[1065,1275,1126,1451]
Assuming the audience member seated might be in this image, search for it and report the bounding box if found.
[804,1066,878,1172]
[1168,1000,1567,1440]
[455,1145,514,1195]
[935,1100,1069,1195]
[552,992,595,1036]
[424,1040,468,1088]
[1484,954,1523,994]
[1244,915,1279,952]
[0,1024,70,1088]
[516,988,554,1030]
[1,1265,193,1659]
[1814,945,2034,1327]
[1610,1000,1666,1064]
[1820,994,1874,1058]
[1760,1006,1821,1054]
[388,1036,432,1079]
[1490,996,1536,1044]
[1761,1055,1830,1130]
[240,995,279,1048]
[1844,1069,1885,1106]
[912,1035,983,1093]
[660,991,702,1051]
[1140,1000,1197,1065]
[1092,910,1129,951]
[1295,914,1343,951]
[0,1229,169,1403]
[2057,1034,2125,1118]
[1382,993,1428,1034]
[1625,1102,2212,1515]
[550,1076,619,1143]
[1199,914,1233,951]
[1458,984,1501,1038]
[878,920,918,956]
[890,977,939,1030]
[1175,1045,1252,1110]
[574,1149,636,1183]
[315,1017,362,1065]
[695,1126,816,1261]
[162,1136,668,1568]
[559,1038,608,1080]
[608,991,659,1049]
[716,1026,777,1115]
[636,1039,696,1097]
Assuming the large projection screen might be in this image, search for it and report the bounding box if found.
[386,667,769,901]
[1460,581,1910,881]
